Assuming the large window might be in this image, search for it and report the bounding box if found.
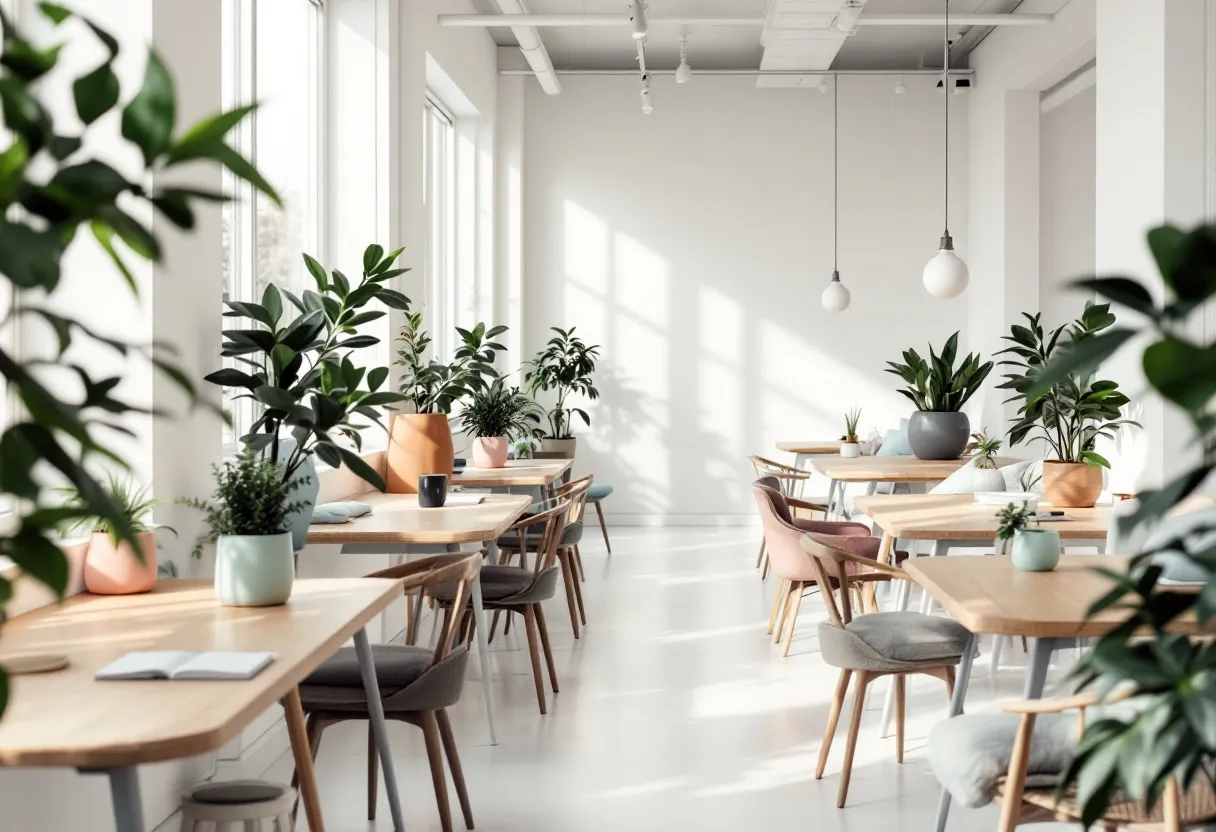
[424,95,455,359]
[222,0,324,442]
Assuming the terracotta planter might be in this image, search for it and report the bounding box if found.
[1042,460,1103,508]
[540,437,577,459]
[387,412,454,494]
[470,436,509,468]
[84,530,158,595]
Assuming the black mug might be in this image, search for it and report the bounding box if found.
[418,474,448,508]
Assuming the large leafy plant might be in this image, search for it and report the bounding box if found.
[460,379,544,439]
[883,332,993,413]
[0,5,275,717]
[205,244,409,489]
[996,303,1137,466]
[1029,224,1216,824]
[395,316,507,414]
[523,327,601,439]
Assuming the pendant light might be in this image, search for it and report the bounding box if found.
[922,0,969,299]
[821,77,851,312]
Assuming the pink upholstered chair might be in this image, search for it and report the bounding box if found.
[753,481,906,656]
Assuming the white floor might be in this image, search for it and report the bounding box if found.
[267,527,1074,831]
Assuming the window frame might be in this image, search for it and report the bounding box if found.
[424,93,456,361]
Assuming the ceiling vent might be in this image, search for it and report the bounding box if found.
[757,0,865,89]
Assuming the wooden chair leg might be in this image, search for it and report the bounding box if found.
[569,554,587,625]
[594,501,611,553]
[781,582,805,657]
[816,668,852,779]
[556,550,581,638]
[437,709,475,830]
[421,711,454,832]
[945,665,956,701]
[488,610,503,643]
[755,536,766,568]
[767,579,789,635]
[535,602,560,694]
[895,674,906,764]
[367,722,379,820]
[997,714,1036,832]
[283,689,325,832]
[406,592,417,645]
[773,580,795,644]
[522,605,548,714]
[291,712,326,824]
[760,547,771,580]
[573,544,585,582]
[837,671,873,808]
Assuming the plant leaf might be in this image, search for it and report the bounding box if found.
[121,50,174,165]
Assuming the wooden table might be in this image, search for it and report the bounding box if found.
[454,458,572,490]
[307,492,533,745]
[811,455,1018,518]
[0,579,404,832]
[776,439,842,469]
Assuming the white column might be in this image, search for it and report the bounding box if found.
[496,68,526,377]
[1095,0,1207,489]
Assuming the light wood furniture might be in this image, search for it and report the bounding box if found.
[453,458,573,489]
[776,439,842,470]
[0,579,405,832]
[811,455,1016,521]
[306,492,533,746]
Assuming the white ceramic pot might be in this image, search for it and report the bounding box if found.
[215,532,294,607]
[540,437,577,459]
[840,442,862,458]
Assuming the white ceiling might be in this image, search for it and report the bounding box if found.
[480,0,1027,71]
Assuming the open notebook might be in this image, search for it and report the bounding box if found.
[95,651,275,681]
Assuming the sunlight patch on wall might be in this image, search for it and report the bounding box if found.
[562,199,609,294]
[614,234,669,328]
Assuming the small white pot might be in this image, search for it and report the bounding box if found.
[840,442,862,458]
[215,532,294,607]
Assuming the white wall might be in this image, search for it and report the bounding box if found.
[1039,84,1096,333]
[521,74,967,521]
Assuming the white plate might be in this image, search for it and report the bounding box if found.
[974,491,1040,508]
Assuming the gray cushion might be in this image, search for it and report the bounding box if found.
[929,713,1075,808]
[845,612,972,663]
[498,521,583,549]
[587,483,613,501]
[431,565,561,604]
[305,644,432,689]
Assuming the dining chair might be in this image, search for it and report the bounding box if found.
[294,552,481,832]
[748,454,815,578]
[753,481,902,656]
[496,475,593,637]
[799,532,971,807]
[438,500,571,715]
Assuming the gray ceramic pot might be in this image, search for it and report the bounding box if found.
[907,411,970,460]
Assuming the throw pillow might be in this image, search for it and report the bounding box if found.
[877,419,913,456]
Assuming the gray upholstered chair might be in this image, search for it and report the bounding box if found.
[295,552,481,832]
[799,532,971,808]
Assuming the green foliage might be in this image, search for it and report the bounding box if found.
[883,332,993,413]
[460,379,544,439]
[843,407,862,442]
[0,4,275,719]
[996,304,1138,466]
[523,327,601,439]
[181,451,307,557]
[395,317,507,414]
[970,429,1002,469]
[59,474,173,543]
[1041,224,1216,825]
[995,502,1032,541]
[204,244,410,490]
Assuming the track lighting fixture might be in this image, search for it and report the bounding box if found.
[640,76,653,114]
[953,78,970,95]
[836,1,863,34]
[675,29,692,83]
[629,0,648,40]
[894,76,906,94]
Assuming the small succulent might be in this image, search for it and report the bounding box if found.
[970,429,1002,469]
[843,407,862,443]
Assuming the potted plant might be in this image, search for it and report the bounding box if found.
[884,332,993,460]
[459,380,544,469]
[840,408,862,457]
[183,451,306,607]
[994,502,1059,570]
[391,317,508,491]
[206,244,411,545]
[996,303,1138,507]
[0,5,277,715]
[60,477,173,595]
[523,327,601,458]
[969,429,1007,491]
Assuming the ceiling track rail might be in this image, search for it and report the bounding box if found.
[440,13,1052,28]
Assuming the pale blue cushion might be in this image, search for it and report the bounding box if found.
[310,501,372,524]
[876,421,912,456]
[587,484,613,502]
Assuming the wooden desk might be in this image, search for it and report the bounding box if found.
[454,458,572,489]
[776,440,841,469]
[853,493,1110,542]
[0,579,405,832]
[306,492,533,746]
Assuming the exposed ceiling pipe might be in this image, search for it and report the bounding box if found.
[499,68,976,77]
[494,0,561,95]
[439,13,1051,27]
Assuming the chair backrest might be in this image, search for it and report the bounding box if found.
[553,474,593,524]
[753,483,817,582]
[504,499,571,575]
[366,552,481,668]
[748,454,809,498]
[798,533,874,627]
[754,477,792,523]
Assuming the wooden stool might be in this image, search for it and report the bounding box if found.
[179,780,295,832]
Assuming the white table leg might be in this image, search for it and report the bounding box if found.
[101,767,144,832]
[355,628,405,831]
[475,540,500,745]
[793,452,809,470]
[918,540,947,613]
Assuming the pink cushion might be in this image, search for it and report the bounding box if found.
[791,519,870,537]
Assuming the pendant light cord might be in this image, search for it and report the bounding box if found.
[942,0,950,237]
[834,75,839,273]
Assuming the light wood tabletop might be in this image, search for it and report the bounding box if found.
[811,455,1017,483]
[453,458,572,488]
[0,578,401,768]
[306,491,532,544]
[905,555,1209,638]
[852,493,1111,540]
[777,440,842,455]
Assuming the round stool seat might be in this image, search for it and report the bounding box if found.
[179,780,295,831]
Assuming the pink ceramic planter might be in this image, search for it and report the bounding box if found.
[470,436,509,468]
[83,530,158,595]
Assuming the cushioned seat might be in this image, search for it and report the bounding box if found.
[587,483,613,502]
[300,645,470,713]
[431,564,561,605]
[497,521,583,549]
[306,644,432,689]
[845,611,971,662]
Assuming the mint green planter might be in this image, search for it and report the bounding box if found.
[215,532,294,606]
[1011,529,1061,572]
